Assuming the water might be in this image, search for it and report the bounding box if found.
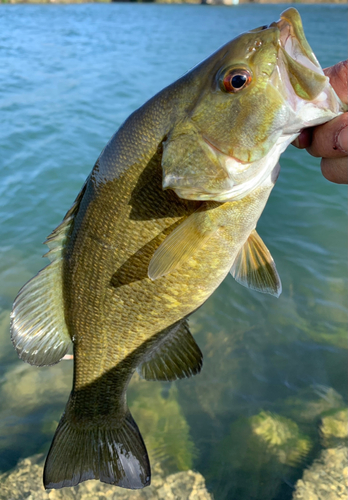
[0,4,347,499]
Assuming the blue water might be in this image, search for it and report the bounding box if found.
[0,4,347,499]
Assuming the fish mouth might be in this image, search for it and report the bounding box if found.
[271,8,326,102]
[270,8,344,129]
[274,8,321,73]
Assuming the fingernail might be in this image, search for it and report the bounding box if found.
[336,126,348,154]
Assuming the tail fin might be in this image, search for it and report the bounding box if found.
[43,408,150,490]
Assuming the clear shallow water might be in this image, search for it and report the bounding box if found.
[0,4,347,499]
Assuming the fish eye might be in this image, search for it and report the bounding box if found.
[220,68,252,93]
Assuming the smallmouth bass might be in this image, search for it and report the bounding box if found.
[10,8,346,491]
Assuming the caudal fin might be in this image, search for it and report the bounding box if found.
[43,409,150,490]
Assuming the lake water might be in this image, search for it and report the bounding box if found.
[0,3,347,499]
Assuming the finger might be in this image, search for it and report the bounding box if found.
[293,61,348,152]
[324,60,348,104]
[306,113,348,158]
[321,156,348,184]
[292,128,312,149]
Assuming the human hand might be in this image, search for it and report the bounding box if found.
[292,60,348,184]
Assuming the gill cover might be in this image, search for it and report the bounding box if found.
[162,119,233,200]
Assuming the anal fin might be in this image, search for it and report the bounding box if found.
[230,229,282,298]
[138,320,203,381]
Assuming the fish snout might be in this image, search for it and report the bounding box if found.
[274,8,328,102]
[273,8,321,70]
[271,8,345,127]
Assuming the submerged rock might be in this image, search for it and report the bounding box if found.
[0,454,212,500]
[282,386,345,425]
[250,411,312,466]
[320,408,348,449]
[128,376,196,474]
[292,446,348,500]
[0,360,72,471]
[209,411,312,500]
[292,407,348,499]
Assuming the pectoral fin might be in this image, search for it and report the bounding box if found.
[137,320,202,381]
[148,206,218,280]
[230,230,282,297]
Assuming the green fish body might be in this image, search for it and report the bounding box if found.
[11,8,346,491]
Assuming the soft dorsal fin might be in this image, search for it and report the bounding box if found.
[137,320,203,381]
[148,206,219,281]
[10,179,88,366]
[230,229,282,297]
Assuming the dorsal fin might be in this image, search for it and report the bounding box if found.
[10,179,88,366]
[44,176,89,255]
[138,320,203,381]
[230,229,282,297]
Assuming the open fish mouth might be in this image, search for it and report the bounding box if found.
[275,8,322,73]
[271,8,344,126]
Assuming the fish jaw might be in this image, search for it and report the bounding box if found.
[272,8,346,133]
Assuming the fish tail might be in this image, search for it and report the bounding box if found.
[43,400,150,490]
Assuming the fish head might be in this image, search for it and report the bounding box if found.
[162,8,346,201]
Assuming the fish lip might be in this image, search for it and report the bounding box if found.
[271,9,343,131]
[274,9,321,73]
[271,9,326,110]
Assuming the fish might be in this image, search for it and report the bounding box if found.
[10,8,346,491]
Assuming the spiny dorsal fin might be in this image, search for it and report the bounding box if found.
[148,207,218,280]
[44,175,89,255]
[230,229,282,298]
[138,320,203,381]
[10,179,88,366]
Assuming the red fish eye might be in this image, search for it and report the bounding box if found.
[221,69,252,93]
